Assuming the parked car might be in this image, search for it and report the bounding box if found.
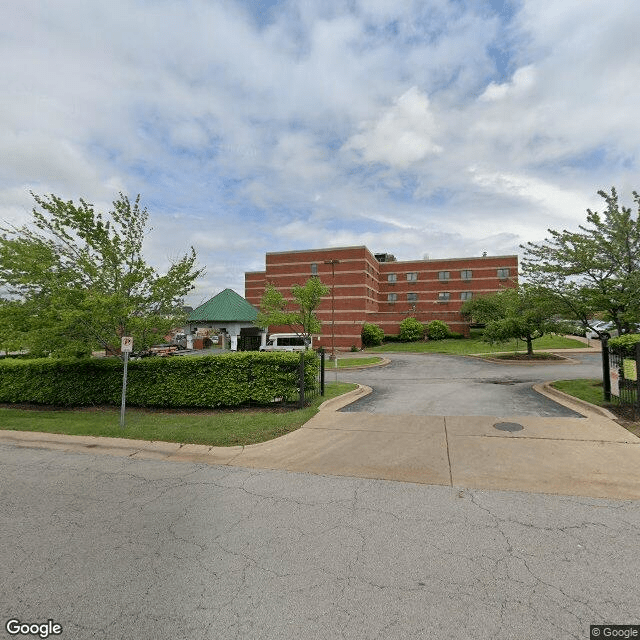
[585,321,615,340]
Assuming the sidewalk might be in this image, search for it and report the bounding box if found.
[1,384,638,500]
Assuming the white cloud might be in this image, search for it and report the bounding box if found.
[0,0,638,304]
[344,87,442,167]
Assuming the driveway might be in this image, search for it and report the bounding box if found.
[337,352,602,416]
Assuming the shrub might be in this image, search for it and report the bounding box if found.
[361,323,385,347]
[608,333,640,356]
[426,320,450,340]
[0,352,319,408]
[399,317,425,342]
[383,334,404,343]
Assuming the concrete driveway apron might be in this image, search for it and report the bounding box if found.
[268,351,640,500]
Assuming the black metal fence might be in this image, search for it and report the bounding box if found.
[297,348,326,408]
[602,340,640,419]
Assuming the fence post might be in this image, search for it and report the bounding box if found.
[635,342,640,420]
[320,347,325,396]
[601,338,611,402]
[298,352,305,409]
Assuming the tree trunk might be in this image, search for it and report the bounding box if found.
[526,336,534,356]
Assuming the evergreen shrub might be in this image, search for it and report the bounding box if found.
[0,352,319,408]
[399,317,425,342]
[361,323,385,347]
[426,320,450,340]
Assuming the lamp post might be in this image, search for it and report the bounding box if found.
[324,259,340,360]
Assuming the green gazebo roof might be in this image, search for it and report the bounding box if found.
[187,288,258,323]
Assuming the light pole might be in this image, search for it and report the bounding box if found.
[324,259,340,361]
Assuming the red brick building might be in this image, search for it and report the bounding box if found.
[245,246,518,350]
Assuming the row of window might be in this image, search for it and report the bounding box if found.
[388,291,472,302]
[388,268,510,282]
[310,264,512,281]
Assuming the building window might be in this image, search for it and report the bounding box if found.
[387,273,397,283]
[461,270,472,281]
[460,291,473,301]
[407,293,418,302]
[387,293,397,302]
[406,272,418,282]
[438,271,450,281]
[437,292,450,302]
[497,268,510,280]
[311,263,318,276]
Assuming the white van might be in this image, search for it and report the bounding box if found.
[260,333,312,352]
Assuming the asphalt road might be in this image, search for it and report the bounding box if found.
[1,445,638,640]
[337,353,602,416]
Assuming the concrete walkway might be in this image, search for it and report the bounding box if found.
[2,382,639,501]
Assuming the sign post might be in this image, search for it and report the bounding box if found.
[120,337,133,428]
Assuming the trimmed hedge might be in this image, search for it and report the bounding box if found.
[0,352,320,408]
[608,333,640,356]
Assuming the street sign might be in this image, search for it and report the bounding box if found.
[120,337,133,427]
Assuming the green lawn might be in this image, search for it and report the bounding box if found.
[326,356,384,368]
[551,379,606,407]
[366,332,586,355]
[0,382,357,447]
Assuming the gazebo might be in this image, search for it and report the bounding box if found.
[186,288,265,351]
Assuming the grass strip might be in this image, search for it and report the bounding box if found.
[326,357,384,368]
[0,382,357,447]
[366,333,586,355]
[551,379,606,406]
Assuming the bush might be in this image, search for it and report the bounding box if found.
[361,323,385,347]
[0,352,319,408]
[446,331,465,339]
[383,334,404,343]
[399,317,425,342]
[426,320,450,340]
[608,333,640,356]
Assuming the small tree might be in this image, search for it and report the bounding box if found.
[361,323,384,347]
[255,278,330,347]
[399,317,424,342]
[521,187,640,335]
[0,192,204,357]
[461,285,567,356]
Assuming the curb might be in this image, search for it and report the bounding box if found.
[317,384,372,412]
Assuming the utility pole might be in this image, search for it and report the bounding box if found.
[324,259,340,361]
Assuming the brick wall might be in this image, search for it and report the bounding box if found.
[245,246,518,349]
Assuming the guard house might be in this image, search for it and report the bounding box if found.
[186,288,265,351]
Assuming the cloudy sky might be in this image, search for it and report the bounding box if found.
[2,0,639,305]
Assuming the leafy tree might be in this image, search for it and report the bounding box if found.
[521,187,640,336]
[461,286,568,356]
[255,278,330,347]
[399,317,424,342]
[0,192,204,357]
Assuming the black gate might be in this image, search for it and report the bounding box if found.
[602,340,640,419]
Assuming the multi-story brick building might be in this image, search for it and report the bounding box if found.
[245,246,518,350]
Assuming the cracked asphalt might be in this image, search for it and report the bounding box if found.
[1,445,639,640]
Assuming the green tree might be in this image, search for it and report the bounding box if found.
[0,192,204,357]
[461,286,568,356]
[521,187,640,335]
[255,278,330,347]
